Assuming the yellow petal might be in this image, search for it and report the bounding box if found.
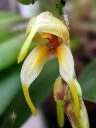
[21,45,50,87]
[53,77,65,128]
[80,101,89,128]
[73,79,82,97]
[18,11,69,63]
[22,84,37,115]
[26,16,37,34]
[56,44,80,118]
[53,76,61,98]
[56,100,64,128]
[18,28,37,63]
[21,46,50,114]
[56,44,74,82]
[41,33,52,39]
[32,33,48,45]
[27,11,69,44]
[68,80,80,119]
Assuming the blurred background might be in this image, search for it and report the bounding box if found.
[0,0,96,128]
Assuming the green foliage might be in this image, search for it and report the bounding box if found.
[0,34,25,70]
[79,60,96,103]
[0,33,18,43]
[18,0,36,5]
[39,0,61,18]
[0,12,22,31]
[18,0,31,4]
[0,12,26,70]
[0,66,21,115]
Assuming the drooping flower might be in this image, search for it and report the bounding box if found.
[18,11,89,128]
[53,77,89,128]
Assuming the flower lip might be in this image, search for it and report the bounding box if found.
[41,33,62,53]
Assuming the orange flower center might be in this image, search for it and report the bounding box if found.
[41,33,62,53]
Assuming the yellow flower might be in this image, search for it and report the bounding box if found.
[18,12,89,128]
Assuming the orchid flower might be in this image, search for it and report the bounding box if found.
[54,77,89,128]
[18,11,89,128]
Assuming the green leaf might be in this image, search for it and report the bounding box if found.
[79,60,96,103]
[0,59,59,128]
[0,66,21,115]
[0,34,25,71]
[0,32,19,43]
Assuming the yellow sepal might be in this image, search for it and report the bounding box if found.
[68,81,80,119]
[22,84,37,115]
[56,100,64,128]
[18,29,37,63]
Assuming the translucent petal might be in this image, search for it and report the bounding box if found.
[56,100,64,128]
[56,44,74,82]
[22,84,37,115]
[18,28,37,63]
[27,11,69,44]
[53,77,65,128]
[56,44,80,118]
[68,80,80,118]
[26,16,37,34]
[21,46,50,114]
[21,45,49,87]
[80,101,89,128]
[53,76,68,101]
[18,11,69,63]
[65,99,89,128]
